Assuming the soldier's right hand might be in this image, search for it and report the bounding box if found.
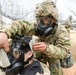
[0,33,9,52]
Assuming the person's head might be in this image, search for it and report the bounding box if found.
[18,36,33,63]
[35,0,59,37]
[10,35,33,63]
[35,0,58,24]
[6,36,33,75]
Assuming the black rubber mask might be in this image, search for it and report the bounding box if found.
[6,35,32,75]
[35,16,54,37]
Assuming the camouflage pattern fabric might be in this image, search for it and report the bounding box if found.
[0,20,71,75]
[0,69,6,75]
[35,0,58,19]
[0,49,10,68]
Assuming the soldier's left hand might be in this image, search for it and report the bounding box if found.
[32,42,47,52]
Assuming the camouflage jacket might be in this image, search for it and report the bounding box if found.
[0,20,71,75]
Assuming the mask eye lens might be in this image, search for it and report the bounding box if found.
[13,49,21,59]
[36,15,53,25]
[40,17,50,25]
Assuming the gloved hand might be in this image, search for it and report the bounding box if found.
[32,42,47,52]
[0,33,9,52]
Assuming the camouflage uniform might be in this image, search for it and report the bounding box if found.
[0,69,6,75]
[0,0,71,75]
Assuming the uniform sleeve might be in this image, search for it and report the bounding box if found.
[0,20,36,38]
[44,25,71,59]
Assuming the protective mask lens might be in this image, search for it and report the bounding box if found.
[37,16,52,25]
[13,48,21,59]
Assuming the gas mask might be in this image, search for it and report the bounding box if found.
[5,35,32,75]
[35,16,56,37]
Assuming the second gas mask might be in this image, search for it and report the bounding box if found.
[5,35,32,75]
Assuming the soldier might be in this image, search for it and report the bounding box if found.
[0,0,71,75]
[64,16,72,26]
[62,15,73,33]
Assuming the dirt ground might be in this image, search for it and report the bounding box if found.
[63,62,76,75]
[63,30,76,75]
[70,30,76,62]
